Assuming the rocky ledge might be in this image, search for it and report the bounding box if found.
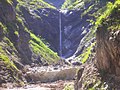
[25,65,80,83]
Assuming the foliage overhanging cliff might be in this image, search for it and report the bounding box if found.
[75,0,120,90]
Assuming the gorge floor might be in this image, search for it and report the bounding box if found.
[1,80,74,90]
[0,62,81,90]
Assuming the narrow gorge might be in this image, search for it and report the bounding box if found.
[0,0,120,90]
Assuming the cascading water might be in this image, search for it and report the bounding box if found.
[59,10,62,57]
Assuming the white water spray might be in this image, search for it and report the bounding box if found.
[59,10,62,57]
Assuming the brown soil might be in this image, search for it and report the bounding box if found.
[0,80,74,90]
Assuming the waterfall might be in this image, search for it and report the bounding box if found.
[59,10,62,57]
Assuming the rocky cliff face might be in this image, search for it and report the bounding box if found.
[0,0,59,84]
[62,0,107,61]
[20,8,94,58]
[20,7,60,53]
[75,1,120,90]
[96,28,120,75]
[96,2,120,76]
[19,0,108,59]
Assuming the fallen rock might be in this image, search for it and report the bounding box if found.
[25,66,78,83]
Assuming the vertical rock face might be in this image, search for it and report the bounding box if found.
[96,4,120,76]
[75,2,120,90]
[0,2,57,66]
[96,28,120,75]
[16,0,107,59]
[74,28,120,90]
[0,1,32,65]
[20,8,60,53]
[62,9,93,58]
[20,7,92,58]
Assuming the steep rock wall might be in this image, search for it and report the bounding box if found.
[96,4,120,75]
[75,1,120,90]
[0,0,60,84]
[18,0,107,59]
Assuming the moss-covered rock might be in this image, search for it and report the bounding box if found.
[75,1,120,90]
[0,0,60,85]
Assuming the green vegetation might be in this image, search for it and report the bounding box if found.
[0,0,61,85]
[0,42,22,84]
[87,80,108,90]
[0,22,8,34]
[82,2,120,89]
[61,0,76,9]
[14,31,19,36]
[16,0,56,11]
[3,37,16,50]
[81,4,94,17]
[95,0,120,30]
[75,42,95,63]
[7,0,13,4]
[0,54,18,70]
[61,0,94,10]
[0,0,13,5]
[95,2,114,27]
[16,7,60,64]
[16,0,56,21]
[0,22,18,71]
[63,84,74,90]
[30,33,60,64]
[0,46,18,71]
[72,0,117,64]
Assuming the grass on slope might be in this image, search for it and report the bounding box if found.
[0,22,18,71]
[0,50,18,71]
[74,0,118,63]
[95,0,120,30]
[16,12,60,64]
[61,0,76,9]
[95,2,114,27]
[0,22,8,34]
[75,42,95,63]
[30,33,60,64]
[61,0,92,10]
[16,0,56,11]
